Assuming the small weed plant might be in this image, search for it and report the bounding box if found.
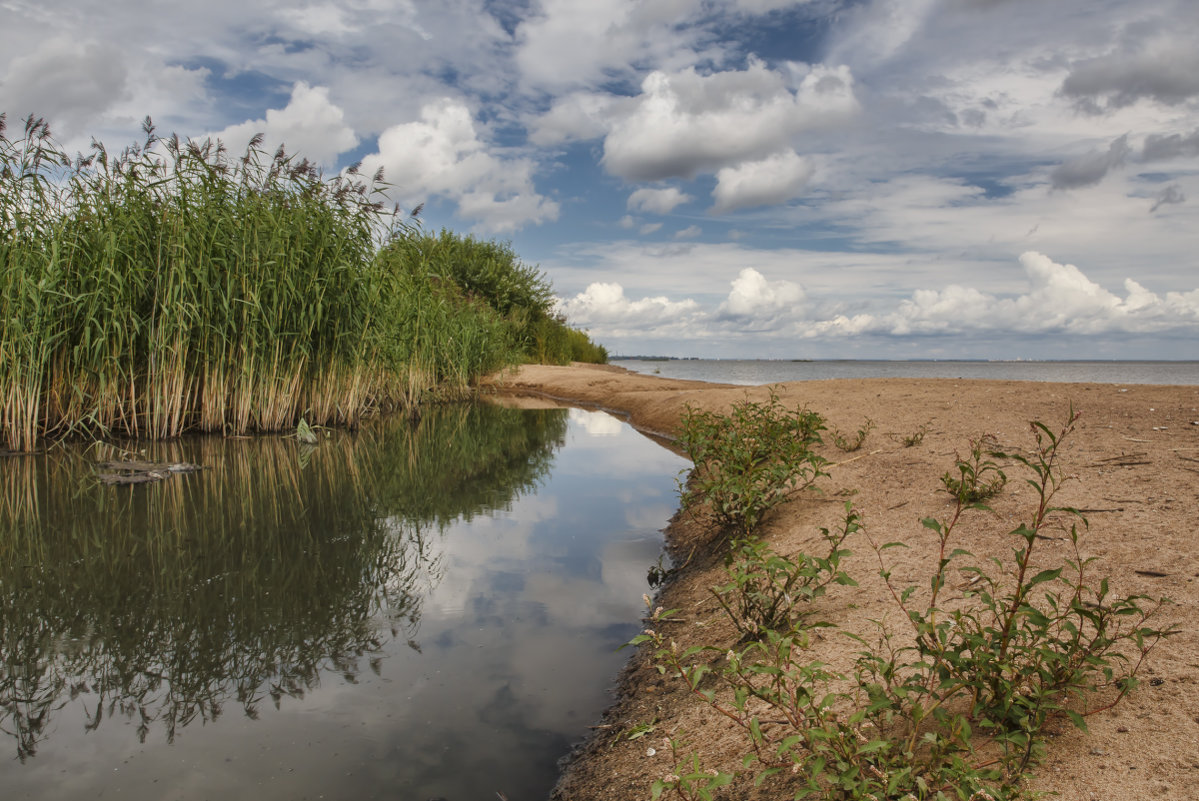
[676,391,827,538]
[831,418,875,453]
[941,434,1006,502]
[633,410,1175,800]
[888,424,928,448]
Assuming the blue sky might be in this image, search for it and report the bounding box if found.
[2,0,1197,359]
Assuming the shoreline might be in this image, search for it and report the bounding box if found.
[486,363,1199,801]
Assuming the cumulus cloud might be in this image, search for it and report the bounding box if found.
[716,268,805,321]
[553,247,1199,349]
[0,37,127,135]
[1149,185,1185,213]
[210,82,358,165]
[627,186,692,214]
[711,150,814,212]
[1061,37,1199,112]
[555,282,700,330]
[881,251,1199,335]
[674,225,701,239]
[601,60,857,181]
[1049,135,1129,190]
[528,91,624,146]
[360,98,559,232]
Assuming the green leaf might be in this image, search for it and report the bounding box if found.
[1027,567,1063,589]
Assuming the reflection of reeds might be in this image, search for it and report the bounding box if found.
[0,403,567,759]
[0,116,516,451]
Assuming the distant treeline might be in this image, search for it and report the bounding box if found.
[0,115,605,451]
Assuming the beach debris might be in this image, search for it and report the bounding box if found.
[95,460,205,485]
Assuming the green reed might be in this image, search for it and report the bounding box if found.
[0,115,521,451]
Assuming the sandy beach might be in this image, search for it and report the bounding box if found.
[485,363,1199,801]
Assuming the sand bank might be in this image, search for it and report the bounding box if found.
[486,364,1199,801]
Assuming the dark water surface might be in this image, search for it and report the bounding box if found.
[614,359,1199,386]
[0,404,687,800]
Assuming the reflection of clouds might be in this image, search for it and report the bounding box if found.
[429,493,559,617]
[559,411,689,481]
[4,409,688,801]
[624,501,680,531]
[481,533,663,734]
[568,407,625,436]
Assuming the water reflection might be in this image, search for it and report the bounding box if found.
[0,404,566,761]
[0,405,687,800]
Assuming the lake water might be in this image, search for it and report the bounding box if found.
[613,359,1199,386]
[0,403,688,800]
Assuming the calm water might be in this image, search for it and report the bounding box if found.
[613,359,1199,386]
[0,404,687,800]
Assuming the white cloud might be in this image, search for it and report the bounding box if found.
[528,91,623,146]
[674,225,701,239]
[717,267,805,320]
[826,0,940,72]
[0,37,127,136]
[210,82,358,166]
[627,186,692,214]
[711,150,814,212]
[639,222,663,235]
[555,282,700,332]
[361,98,559,232]
[601,60,858,181]
[515,0,706,90]
[881,251,1199,335]
[551,243,1199,351]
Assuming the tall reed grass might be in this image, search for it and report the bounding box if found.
[0,115,525,451]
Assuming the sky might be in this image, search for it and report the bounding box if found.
[1,0,1197,360]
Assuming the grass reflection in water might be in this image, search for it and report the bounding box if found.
[0,403,568,761]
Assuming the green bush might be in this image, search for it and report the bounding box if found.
[402,228,607,365]
[676,391,827,538]
[710,505,857,641]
